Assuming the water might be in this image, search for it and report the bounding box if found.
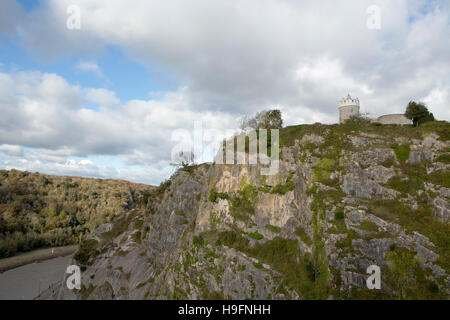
[0,256,71,300]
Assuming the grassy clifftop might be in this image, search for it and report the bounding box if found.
[280,119,449,148]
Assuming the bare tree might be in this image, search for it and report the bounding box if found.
[240,110,283,131]
[170,150,195,167]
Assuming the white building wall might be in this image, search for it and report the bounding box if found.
[339,105,359,123]
[375,114,412,125]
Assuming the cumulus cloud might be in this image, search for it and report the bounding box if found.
[85,88,120,106]
[1,0,449,184]
[76,61,103,77]
[0,69,237,183]
[0,144,23,157]
[0,148,176,185]
[423,87,450,120]
[13,0,450,121]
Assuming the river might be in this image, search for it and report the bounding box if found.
[0,255,71,300]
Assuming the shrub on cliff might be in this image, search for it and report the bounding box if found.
[405,101,435,127]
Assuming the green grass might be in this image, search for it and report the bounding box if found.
[428,170,450,188]
[227,178,258,218]
[266,224,281,233]
[258,172,296,195]
[133,231,142,244]
[80,283,96,300]
[280,123,328,148]
[380,157,396,168]
[270,172,296,195]
[312,158,336,182]
[279,118,370,149]
[382,246,446,299]
[208,188,229,203]
[419,120,450,141]
[358,220,379,232]
[280,119,450,153]
[271,180,295,195]
[101,210,140,242]
[368,199,450,271]
[329,211,347,235]
[384,162,428,195]
[435,154,450,164]
[295,226,312,246]
[135,281,147,289]
[179,163,198,176]
[334,211,345,220]
[134,219,144,230]
[73,239,99,265]
[192,234,207,248]
[385,175,423,195]
[248,231,264,240]
[209,211,222,227]
[211,230,329,299]
[335,229,359,250]
[115,249,128,257]
[392,144,411,162]
[215,230,250,251]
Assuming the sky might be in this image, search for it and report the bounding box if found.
[0,0,449,185]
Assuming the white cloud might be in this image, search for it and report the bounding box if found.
[0,144,23,157]
[85,88,120,106]
[76,61,103,77]
[1,0,449,183]
[13,0,449,121]
[0,69,238,184]
[0,148,176,185]
[423,87,450,120]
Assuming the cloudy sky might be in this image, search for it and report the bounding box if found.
[0,0,449,185]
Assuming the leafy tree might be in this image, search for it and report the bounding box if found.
[386,248,420,299]
[405,101,435,127]
[240,109,283,130]
[0,170,154,258]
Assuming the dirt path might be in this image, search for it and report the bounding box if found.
[0,245,78,274]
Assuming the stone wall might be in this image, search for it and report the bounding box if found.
[375,114,412,125]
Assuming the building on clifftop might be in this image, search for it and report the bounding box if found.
[338,94,360,124]
[338,94,412,125]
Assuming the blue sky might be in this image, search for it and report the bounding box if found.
[0,0,449,185]
[0,37,176,103]
[16,0,39,12]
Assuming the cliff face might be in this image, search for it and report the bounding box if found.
[56,120,449,300]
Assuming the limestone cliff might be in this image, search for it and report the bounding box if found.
[51,120,449,300]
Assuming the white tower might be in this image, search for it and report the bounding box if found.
[338,94,360,124]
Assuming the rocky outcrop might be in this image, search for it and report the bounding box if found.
[44,122,449,300]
